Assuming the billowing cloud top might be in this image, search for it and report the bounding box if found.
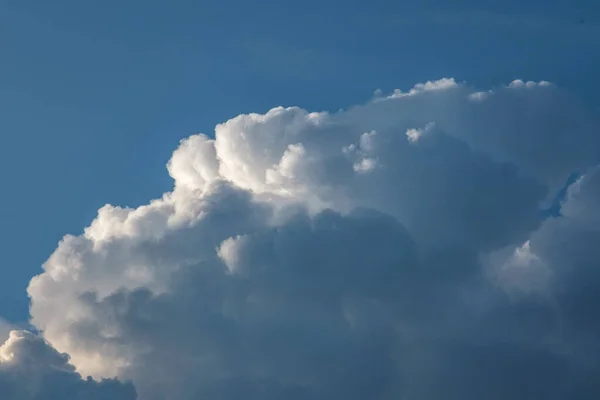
[8,78,600,399]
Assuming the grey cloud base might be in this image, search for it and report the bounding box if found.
[6,78,600,399]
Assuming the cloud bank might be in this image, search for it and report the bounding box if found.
[7,78,600,398]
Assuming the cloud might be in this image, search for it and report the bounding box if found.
[23,78,600,399]
[0,330,136,399]
[483,164,600,399]
[525,165,600,345]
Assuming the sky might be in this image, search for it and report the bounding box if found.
[1,0,600,322]
[1,1,600,399]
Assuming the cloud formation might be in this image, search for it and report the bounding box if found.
[10,78,600,398]
[0,330,136,399]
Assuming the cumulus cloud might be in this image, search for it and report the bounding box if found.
[524,165,600,348]
[0,330,136,399]
[19,78,600,399]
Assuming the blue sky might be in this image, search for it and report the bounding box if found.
[3,2,600,398]
[1,0,599,325]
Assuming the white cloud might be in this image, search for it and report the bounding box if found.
[21,78,600,399]
[0,330,136,399]
[486,240,554,297]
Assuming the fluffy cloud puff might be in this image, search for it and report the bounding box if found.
[0,330,136,399]
[19,78,600,399]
